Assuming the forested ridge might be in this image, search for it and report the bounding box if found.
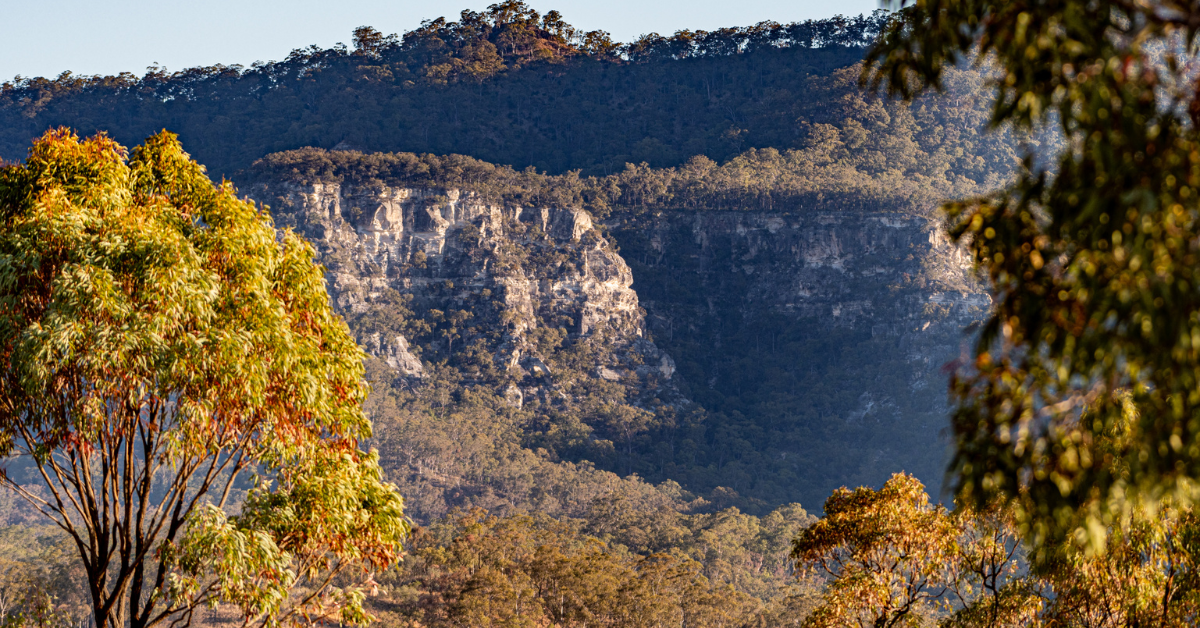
[0,3,891,178]
[245,62,1020,213]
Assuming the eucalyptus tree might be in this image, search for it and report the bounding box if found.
[868,0,1200,550]
[0,129,408,628]
[792,473,963,627]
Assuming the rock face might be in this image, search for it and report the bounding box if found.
[621,210,983,342]
[249,178,984,508]
[364,332,424,376]
[249,182,674,400]
[610,210,987,502]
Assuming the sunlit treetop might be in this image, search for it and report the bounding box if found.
[0,128,371,456]
[0,128,407,628]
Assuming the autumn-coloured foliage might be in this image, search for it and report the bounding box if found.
[794,473,1200,627]
[375,508,766,628]
[792,473,960,627]
[0,129,408,628]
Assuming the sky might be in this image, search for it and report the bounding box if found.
[1,0,879,82]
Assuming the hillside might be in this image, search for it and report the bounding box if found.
[6,6,898,179]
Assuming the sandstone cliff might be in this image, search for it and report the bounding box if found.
[248,175,985,512]
[250,182,678,404]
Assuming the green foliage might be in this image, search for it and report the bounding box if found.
[0,129,407,628]
[248,61,1017,217]
[865,0,1200,554]
[372,504,817,627]
[1,4,896,179]
[164,449,408,627]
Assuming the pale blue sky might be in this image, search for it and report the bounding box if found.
[2,0,879,81]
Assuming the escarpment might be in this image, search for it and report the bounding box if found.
[247,171,985,514]
[249,182,679,404]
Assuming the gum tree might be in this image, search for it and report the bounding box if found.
[868,0,1200,550]
[0,129,408,628]
[791,473,962,627]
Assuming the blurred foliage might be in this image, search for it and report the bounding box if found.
[866,0,1200,555]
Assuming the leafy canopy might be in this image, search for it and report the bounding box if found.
[0,129,408,628]
[868,0,1200,551]
[792,473,963,628]
[794,472,1200,627]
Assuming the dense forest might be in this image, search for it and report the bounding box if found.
[247,61,1015,214]
[0,4,892,178]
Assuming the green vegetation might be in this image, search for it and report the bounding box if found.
[248,61,1020,213]
[0,130,407,628]
[866,0,1200,554]
[4,3,907,179]
[789,409,1200,626]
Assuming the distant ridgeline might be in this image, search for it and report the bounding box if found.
[0,2,891,177]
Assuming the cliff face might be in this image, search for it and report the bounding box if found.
[249,178,984,510]
[618,210,984,377]
[610,210,987,503]
[250,182,677,402]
